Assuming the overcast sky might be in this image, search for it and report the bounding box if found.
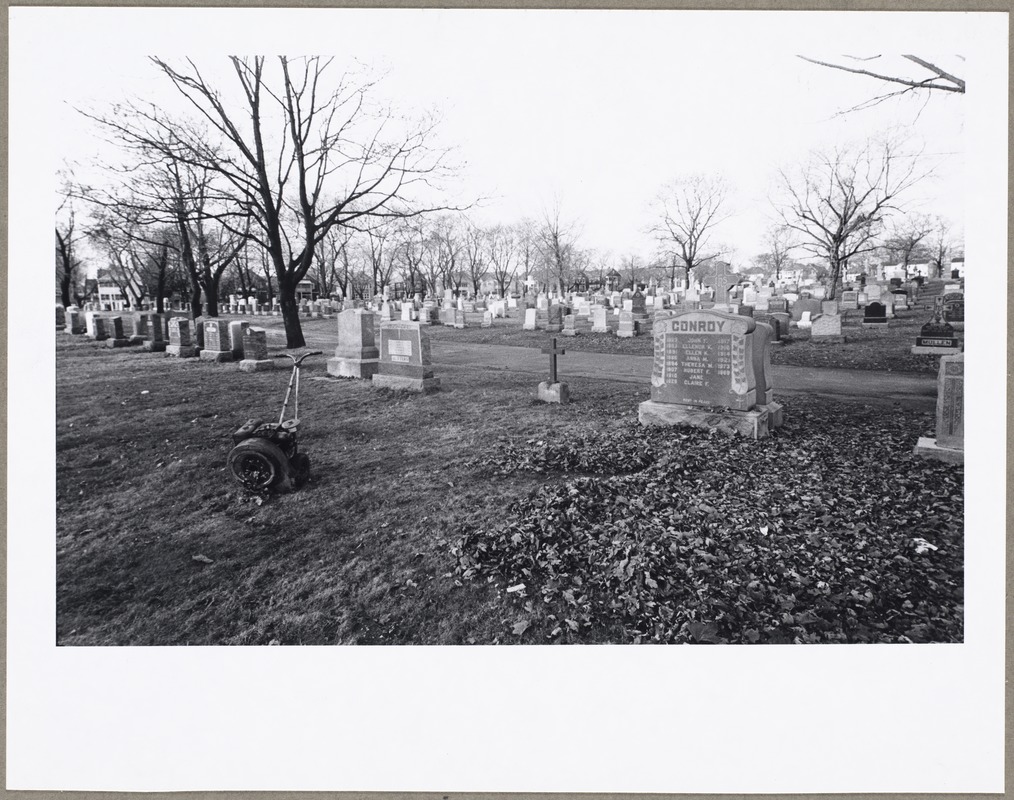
[46,9,968,267]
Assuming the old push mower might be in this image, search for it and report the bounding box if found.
[227,350,323,493]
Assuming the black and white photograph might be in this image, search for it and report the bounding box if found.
[8,6,1007,794]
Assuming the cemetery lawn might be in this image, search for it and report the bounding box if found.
[422,310,954,375]
[56,335,962,645]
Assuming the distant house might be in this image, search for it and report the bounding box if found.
[295,280,315,302]
[94,270,130,310]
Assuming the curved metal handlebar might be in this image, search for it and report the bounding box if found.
[275,350,323,366]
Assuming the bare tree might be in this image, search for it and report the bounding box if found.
[514,217,540,295]
[799,55,964,112]
[393,219,428,297]
[882,213,935,279]
[753,225,798,282]
[361,224,399,297]
[312,224,355,300]
[650,174,730,289]
[774,135,926,298]
[536,203,581,293]
[421,214,462,295]
[55,186,87,307]
[486,223,518,297]
[462,222,489,297]
[93,56,459,346]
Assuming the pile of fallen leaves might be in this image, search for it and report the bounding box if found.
[452,399,963,644]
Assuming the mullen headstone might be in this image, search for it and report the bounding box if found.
[561,313,579,337]
[200,319,234,362]
[638,310,781,439]
[913,353,964,464]
[327,308,380,379]
[591,306,609,333]
[238,327,275,372]
[821,300,839,317]
[811,313,845,343]
[167,318,197,358]
[372,321,440,393]
[912,313,960,355]
[841,291,859,311]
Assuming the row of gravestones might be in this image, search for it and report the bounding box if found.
[60,308,279,374]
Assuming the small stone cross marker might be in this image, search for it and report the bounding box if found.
[541,337,565,384]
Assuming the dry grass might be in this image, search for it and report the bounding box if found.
[55,335,647,645]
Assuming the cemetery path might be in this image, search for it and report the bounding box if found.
[425,342,936,409]
[268,329,938,410]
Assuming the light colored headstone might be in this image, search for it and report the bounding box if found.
[561,314,579,337]
[811,314,844,342]
[914,353,964,463]
[327,308,380,379]
[797,311,814,329]
[482,310,493,328]
[523,308,537,331]
[616,310,637,338]
[591,306,609,333]
[228,321,250,360]
[372,321,440,393]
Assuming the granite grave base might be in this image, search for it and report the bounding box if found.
[638,400,773,440]
[238,359,276,373]
[537,381,570,404]
[199,350,234,363]
[912,436,963,465]
[372,373,441,393]
[327,356,379,379]
[166,345,197,358]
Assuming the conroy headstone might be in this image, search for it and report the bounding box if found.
[913,353,964,464]
[239,327,275,372]
[372,321,440,393]
[638,310,781,439]
[327,308,380,379]
[200,319,234,362]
